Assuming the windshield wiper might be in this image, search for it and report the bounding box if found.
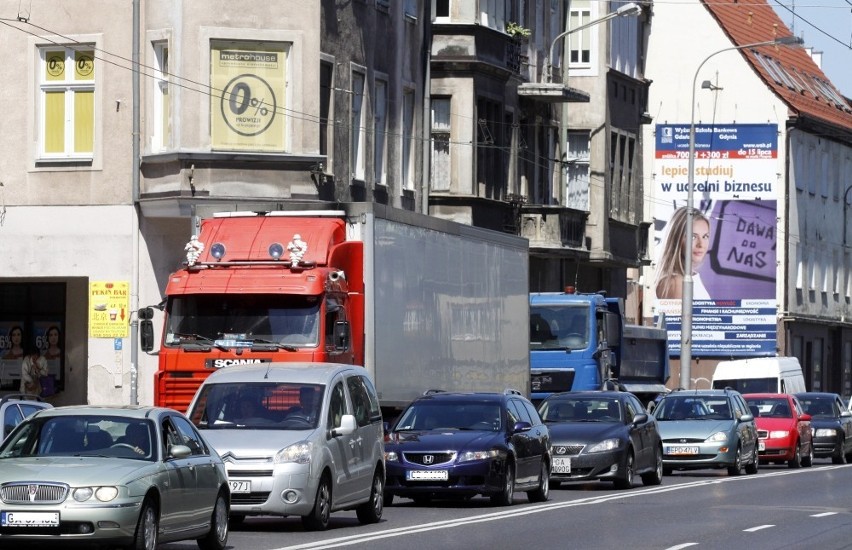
[172,333,230,352]
[249,338,298,352]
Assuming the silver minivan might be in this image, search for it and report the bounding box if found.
[186,362,385,530]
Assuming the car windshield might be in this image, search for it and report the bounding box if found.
[188,382,324,430]
[653,396,732,421]
[797,397,836,418]
[744,397,791,418]
[539,397,622,422]
[394,401,502,432]
[0,416,156,461]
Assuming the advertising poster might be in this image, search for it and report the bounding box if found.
[210,41,287,151]
[653,123,778,357]
[0,321,25,389]
[34,321,63,383]
[89,281,130,338]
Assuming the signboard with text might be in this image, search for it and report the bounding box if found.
[653,123,778,357]
[89,281,130,338]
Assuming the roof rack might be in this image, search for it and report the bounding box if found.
[422,389,445,396]
[504,388,523,396]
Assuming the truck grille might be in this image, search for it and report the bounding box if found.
[1,483,68,504]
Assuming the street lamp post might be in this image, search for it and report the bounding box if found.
[680,35,804,390]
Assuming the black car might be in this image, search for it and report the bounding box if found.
[794,392,852,464]
[384,389,550,506]
[538,391,663,489]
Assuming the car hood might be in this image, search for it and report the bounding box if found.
[547,422,624,443]
[809,418,843,429]
[202,428,314,457]
[387,430,500,452]
[0,457,157,486]
[754,418,797,430]
[657,419,736,440]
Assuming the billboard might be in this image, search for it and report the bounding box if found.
[653,123,778,357]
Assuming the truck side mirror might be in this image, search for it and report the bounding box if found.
[333,320,350,351]
[139,307,155,352]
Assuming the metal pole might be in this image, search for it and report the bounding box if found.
[680,36,802,389]
[130,0,140,405]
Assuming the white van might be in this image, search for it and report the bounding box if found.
[711,357,806,394]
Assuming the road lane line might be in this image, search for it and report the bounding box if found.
[665,544,699,549]
[811,512,838,517]
[743,524,775,532]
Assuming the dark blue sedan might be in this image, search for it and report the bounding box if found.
[384,390,550,506]
[539,391,663,489]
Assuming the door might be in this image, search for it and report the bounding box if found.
[171,415,219,527]
[345,374,382,501]
[506,399,535,485]
[625,396,650,468]
[160,417,197,535]
[326,378,359,504]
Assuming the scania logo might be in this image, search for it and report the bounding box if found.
[422,455,435,465]
[207,358,271,369]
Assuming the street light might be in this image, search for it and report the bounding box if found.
[546,2,642,83]
[679,35,804,390]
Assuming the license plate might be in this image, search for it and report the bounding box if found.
[407,470,448,481]
[666,445,699,456]
[552,456,571,474]
[759,441,766,451]
[228,480,251,493]
[1,511,60,527]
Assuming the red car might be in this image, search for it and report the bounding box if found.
[744,393,813,468]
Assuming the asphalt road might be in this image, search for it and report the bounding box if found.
[162,459,852,550]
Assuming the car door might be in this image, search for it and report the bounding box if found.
[326,377,360,504]
[732,395,757,457]
[791,397,811,451]
[506,399,535,485]
[345,373,378,500]
[170,414,219,527]
[160,417,197,534]
[832,395,852,454]
[625,395,652,469]
[518,398,549,470]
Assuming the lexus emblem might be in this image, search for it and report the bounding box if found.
[423,455,434,465]
[556,446,567,455]
[28,484,38,502]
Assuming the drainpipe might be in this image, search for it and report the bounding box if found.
[420,1,432,215]
[130,0,141,405]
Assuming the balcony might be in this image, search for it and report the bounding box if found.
[519,205,588,251]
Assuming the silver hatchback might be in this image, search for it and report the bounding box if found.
[186,362,385,530]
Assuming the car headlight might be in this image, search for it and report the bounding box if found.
[385,450,399,462]
[815,428,837,437]
[72,486,119,502]
[705,431,728,443]
[769,430,790,439]
[586,439,620,453]
[457,450,502,463]
[274,441,313,464]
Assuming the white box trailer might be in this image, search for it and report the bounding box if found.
[711,357,806,394]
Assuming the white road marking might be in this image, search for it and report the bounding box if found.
[811,512,838,517]
[665,544,700,549]
[743,524,775,532]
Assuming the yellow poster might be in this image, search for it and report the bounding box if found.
[210,41,288,151]
[89,281,130,338]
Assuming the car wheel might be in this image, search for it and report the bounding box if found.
[613,450,634,489]
[802,442,814,467]
[130,496,158,550]
[527,460,550,503]
[745,445,759,475]
[831,444,847,465]
[641,447,664,486]
[491,461,515,506]
[727,446,743,476]
[301,475,331,531]
[788,441,802,469]
[356,468,384,524]
[197,490,229,550]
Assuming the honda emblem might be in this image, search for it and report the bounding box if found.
[423,454,434,465]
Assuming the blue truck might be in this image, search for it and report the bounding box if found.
[529,289,670,406]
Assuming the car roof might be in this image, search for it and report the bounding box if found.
[0,393,50,406]
[412,389,526,403]
[544,391,629,399]
[742,393,794,399]
[794,392,838,398]
[202,362,367,385]
[33,405,179,420]
[665,389,739,397]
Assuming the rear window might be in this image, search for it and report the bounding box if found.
[713,378,776,394]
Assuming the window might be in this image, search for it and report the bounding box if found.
[374,78,388,185]
[435,0,449,19]
[351,70,366,180]
[346,375,379,427]
[171,416,206,456]
[319,60,334,160]
[608,131,637,223]
[327,381,347,431]
[39,46,95,160]
[152,42,170,152]
[402,89,415,190]
[430,97,451,191]
[565,130,590,209]
[404,0,418,19]
[568,8,592,68]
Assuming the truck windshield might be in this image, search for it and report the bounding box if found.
[530,304,590,351]
[165,294,320,348]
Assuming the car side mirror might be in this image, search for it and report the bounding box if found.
[841,410,852,418]
[512,421,532,434]
[632,413,648,425]
[169,444,191,459]
[799,413,812,422]
[332,414,357,437]
[739,413,754,423]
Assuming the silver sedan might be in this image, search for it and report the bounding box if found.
[0,405,229,550]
